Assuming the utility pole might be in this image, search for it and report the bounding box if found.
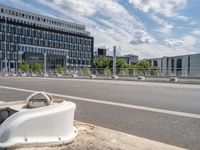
[4,17,8,73]
[44,52,47,74]
[113,46,116,76]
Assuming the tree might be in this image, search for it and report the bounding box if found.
[131,60,153,76]
[116,58,128,69]
[93,57,111,69]
[32,62,41,73]
[133,60,152,69]
[18,62,30,72]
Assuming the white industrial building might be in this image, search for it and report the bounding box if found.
[148,53,200,77]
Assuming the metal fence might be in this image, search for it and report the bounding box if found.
[48,68,200,78]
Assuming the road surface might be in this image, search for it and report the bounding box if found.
[0,77,199,150]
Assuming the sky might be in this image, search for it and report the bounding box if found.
[0,0,200,59]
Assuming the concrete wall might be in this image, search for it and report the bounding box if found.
[189,54,200,76]
[182,55,189,76]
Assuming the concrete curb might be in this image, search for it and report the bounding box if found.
[11,121,185,150]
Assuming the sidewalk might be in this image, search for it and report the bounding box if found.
[12,121,185,150]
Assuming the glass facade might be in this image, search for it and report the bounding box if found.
[0,4,94,72]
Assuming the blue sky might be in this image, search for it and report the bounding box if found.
[1,0,200,58]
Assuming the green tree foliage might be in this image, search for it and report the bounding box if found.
[18,62,30,72]
[132,60,153,76]
[56,65,65,73]
[133,60,151,69]
[93,57,111,69]
[93,57,129,69]
[93,57,158,76]
[32,62,41,73]
[116,58,128,69]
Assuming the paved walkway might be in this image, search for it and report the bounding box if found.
[12,121,185,150]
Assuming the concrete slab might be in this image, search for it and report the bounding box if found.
[10,121,185,150]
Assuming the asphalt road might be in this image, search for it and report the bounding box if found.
[0,77,200,149]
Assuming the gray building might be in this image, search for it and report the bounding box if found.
[148,53,200,77]
[122,54,138,64]
[95,48,107,57]
[0,4,93,72]
[104,54,138,65]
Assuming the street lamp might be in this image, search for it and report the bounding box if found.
[44,52,47,74]
[113,46,116,75]
[4,17,8,73]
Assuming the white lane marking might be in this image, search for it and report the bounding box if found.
[0,85,200,119]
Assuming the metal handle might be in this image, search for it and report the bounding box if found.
[26,92,53,108]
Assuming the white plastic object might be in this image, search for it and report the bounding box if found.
[0,92,77,148]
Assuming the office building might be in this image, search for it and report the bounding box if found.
[96,48,107,57]
[0,4,94,72]
[122,54,138,64]
[148,53,200,77]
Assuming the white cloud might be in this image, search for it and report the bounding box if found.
[165,35,197,48]
[130,30,155,44]
[182,35,197,46]
[165,39,184,47]
[176,15,189,21]
[151,15,174,34]
[129,0,187,17]
[191,30,200,36]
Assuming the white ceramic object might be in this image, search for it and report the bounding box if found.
[0,92,77,148]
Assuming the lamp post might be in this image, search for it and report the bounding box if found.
[113,46,116,75]
[4,17,8,73]
[44,52,47,74]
